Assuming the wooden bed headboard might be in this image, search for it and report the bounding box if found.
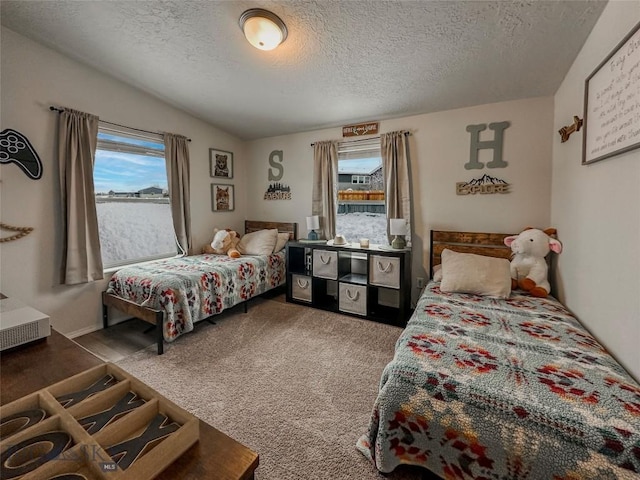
[245,220,298,240]
[430,230,514,277]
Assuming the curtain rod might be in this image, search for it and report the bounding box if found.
[49,106,192,142]
[310,131,411,147]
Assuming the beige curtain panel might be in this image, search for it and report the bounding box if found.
[312,140,338,240]
[164,133,192,255]
[381,131,412,244]
[58,108,104,285]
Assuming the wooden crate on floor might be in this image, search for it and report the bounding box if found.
[0,363,199,479]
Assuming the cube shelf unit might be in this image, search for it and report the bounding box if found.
[286,242,411,326]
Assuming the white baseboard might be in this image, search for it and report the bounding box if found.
[66,324,101,339]
[66,317,129,339]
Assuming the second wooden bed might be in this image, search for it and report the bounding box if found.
[357,230,640,479]
[102,220,297,354]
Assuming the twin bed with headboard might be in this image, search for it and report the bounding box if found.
[102,220,297,355]
[357,230,640,479]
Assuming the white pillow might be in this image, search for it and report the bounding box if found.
[432,264,443,282]
[273,232,290,253]
[237,229,278,255]
[440,249,511,298]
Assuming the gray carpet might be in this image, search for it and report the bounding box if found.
[116,297,427,480]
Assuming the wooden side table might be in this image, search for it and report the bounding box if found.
[0,330,258,480]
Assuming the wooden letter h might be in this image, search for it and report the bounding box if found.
[464,121,510,170]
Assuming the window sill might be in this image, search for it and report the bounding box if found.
[103,254,184,275]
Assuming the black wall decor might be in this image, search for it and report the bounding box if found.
[0,128,43,179]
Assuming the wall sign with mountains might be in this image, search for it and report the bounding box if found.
[264,182,292,200]
[456,174,510,195]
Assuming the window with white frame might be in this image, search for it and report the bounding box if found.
[336,138,387,245]
[351,175,371,184]
[93,125,177,268]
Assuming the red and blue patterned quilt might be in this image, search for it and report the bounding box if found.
[106,252,285,342]
[357,282,640,479]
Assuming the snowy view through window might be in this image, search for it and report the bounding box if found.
[335,157,388,245]
[336,211,387,245]
[94,132,176,267]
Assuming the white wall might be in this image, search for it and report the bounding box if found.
[246,96,554,305]
[552,2,640,381]
[0,27,247,337]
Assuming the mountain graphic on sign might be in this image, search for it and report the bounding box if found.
[464,174,508,186]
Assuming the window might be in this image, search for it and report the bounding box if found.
[351,175,371,184]
[93,125,177,268]
[336,138,387,245]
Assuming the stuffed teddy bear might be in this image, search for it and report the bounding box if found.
[202,228,241,258]
[503,228,562,298]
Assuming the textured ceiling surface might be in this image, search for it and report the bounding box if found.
[1,1,607,140]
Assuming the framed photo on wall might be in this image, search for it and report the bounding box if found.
[210,148,234,178]
[583,22,640,165]
[211,183,234,212]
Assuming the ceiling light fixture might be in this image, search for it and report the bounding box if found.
[239,8,288,51]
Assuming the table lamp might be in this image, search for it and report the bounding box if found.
[390,218,406,249]
[306,215,320,240]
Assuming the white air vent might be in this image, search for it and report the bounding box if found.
[0,296,50,351]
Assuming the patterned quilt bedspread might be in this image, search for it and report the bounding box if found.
[357,282,640,479]
[106,252,285,342]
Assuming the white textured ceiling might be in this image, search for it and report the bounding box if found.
[1,1,606,140]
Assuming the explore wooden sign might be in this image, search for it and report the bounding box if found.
[456,174,510,195]
[342,122,379,137]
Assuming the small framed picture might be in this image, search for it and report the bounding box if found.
[210,148,233,178]
[211,183,234,212]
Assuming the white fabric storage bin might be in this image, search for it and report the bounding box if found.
[339,283,367,316]
[313,249,338,280]
[369,255,401,289]
[291,274,312,302]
